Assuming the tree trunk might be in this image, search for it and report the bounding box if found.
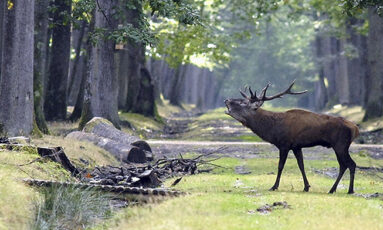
[169,65,186,107]
[67,21,86,105]
[124,42,142,110]
[0,0,34,136]
[336,39,350,105]
[44,0,71,120]
[314,35,328,110]
[321,36,337,104]
[79,1,120,129]
[0,0,5,78]
[117,50,129,109]
[130,67,156,116]
[33,0,50,134]
[347,18,367,105]
[69,52,87,121]
[123,45,157,116]
[363,7,383,120]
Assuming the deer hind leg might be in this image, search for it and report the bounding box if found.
[293,148,310,192]
[269,148,289,191]
[344,153,356,194]
[329,145,351,194]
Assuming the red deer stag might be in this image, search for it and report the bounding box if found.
[224,80,359,194]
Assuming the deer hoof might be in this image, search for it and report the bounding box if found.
[303,186,310,192]
[328,190,335,194]
[269,186,278,191]
[347,190,354,194]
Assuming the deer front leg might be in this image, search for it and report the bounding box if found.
[269,149,289,191]
[293,148,310,192]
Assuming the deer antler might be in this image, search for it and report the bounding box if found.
[257,79,307,101]
[239,86,258,102]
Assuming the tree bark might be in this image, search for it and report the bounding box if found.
[117,50,129,109]
[130,67,156,116]
[69,52,87,121]
[122,3,157,117]
[0,0,5,78]
[169,65,186,107]
[0,0,34,136]
[321,36,337,104]
[336,39,350,105]
[33,0,50,134]
[346,18,367,105]
[314,35,328,110]
[44,0,71,120]
[363,7,383,120]
[67,21,86,105]
[79,1,120,129]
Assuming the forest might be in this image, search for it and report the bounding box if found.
[1,0,383,229]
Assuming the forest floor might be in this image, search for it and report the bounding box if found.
[1,104,383,229]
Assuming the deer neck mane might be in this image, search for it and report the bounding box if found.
[245,108,281,143]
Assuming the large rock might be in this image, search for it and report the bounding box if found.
[66,117,152,163]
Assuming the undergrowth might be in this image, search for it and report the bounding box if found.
[31,185,114,230]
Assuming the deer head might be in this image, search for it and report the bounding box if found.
[224,80,307,123]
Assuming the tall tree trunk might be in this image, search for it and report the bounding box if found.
[314,35,328,110]
[69,53,87,121]
[44,0,71,120]
[363,7,383,120]
[130,67,156,116]
[336,39,350,105]
[360,35,369,107]
[79,1,120,129]
[124,41,142,111]
[67,21,86,104]
[0,0,34,136]
[169,65,186,107]
[123,3,157,116]
[34,0,50,134]
[347,18,367,105]
[117,50,129,109]
[0,0,5,78]
[321,36,337,104]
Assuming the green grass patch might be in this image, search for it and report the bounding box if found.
[0,135,117,229]
[197,107,233,122]
[234,135,263,142]
[31,185,113,230]
[0,149,73,229]
[31,135,118,168]
[119,112,164,132]
[104,156,383,230]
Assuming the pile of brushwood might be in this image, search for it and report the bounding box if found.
[81,150,224,188]
[0,136,224,189]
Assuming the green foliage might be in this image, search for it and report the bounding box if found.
[149,0,281,68]
[31,185,113,230]
[342,0,383,16]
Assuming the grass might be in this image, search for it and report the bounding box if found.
[0,134,117,229]
[31,185,113,230]
[102,156,383,230]
[31,135,118,168]
[0,149,72,230]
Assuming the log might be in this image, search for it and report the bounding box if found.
[66,131,148,163]
[66,117,153,163]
